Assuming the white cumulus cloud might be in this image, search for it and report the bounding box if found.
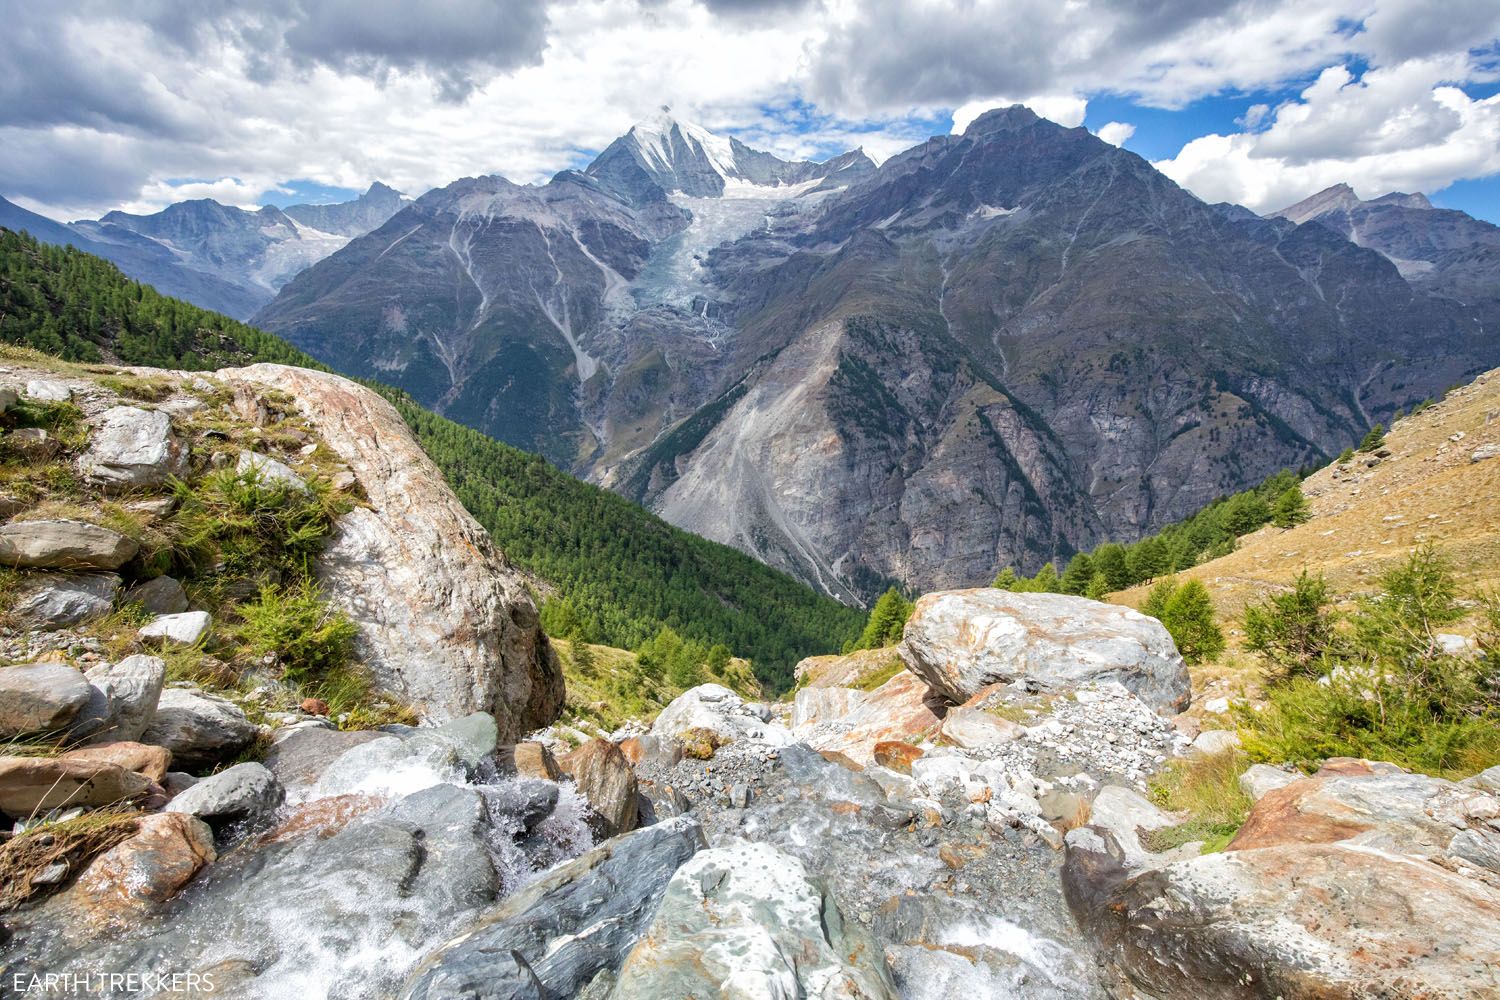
[1096,121,1135,147]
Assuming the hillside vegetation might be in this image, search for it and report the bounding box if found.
[1116,370,1500,620]
[0,228,864,687]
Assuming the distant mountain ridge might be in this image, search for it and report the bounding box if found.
[584,107,875,203]
[1270,182,1500,307]
[0,183,409,319]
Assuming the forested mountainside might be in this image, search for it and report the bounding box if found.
[0,228,863,687]
[254,108,1500,604]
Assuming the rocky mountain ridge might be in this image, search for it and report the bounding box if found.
[0,183,409,320]
[254,107,1500,602]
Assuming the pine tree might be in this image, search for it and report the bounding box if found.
[855,587,914,649]
[1142,578,1177,621]
[1358,423,1386,452]
[1059,553,1095,595]
[1084,572,1111,601]
[1126,538,1169,584]
[992,566,1018,590]
[1093,543,1130,590]
[1161,580,1225,664]
[1244,571,1334,675]
[1271,485,1310,528]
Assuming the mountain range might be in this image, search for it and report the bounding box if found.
[0,183,407,319]
[8,109,1499,603]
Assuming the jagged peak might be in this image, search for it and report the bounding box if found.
[962,104,1043,136]
[1273,183,1434,224]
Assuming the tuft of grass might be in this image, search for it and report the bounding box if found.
[1147,749,1254,854]
[95,373,176,402]
[0,808,141,912]
[316,666,420,730]
[167,467,351,596]
[851,656,905,692]
[237,578,358,683]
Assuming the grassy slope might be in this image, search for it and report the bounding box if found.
[1116,369,1500,623]
[0,228,864,687]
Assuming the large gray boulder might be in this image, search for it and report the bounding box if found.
[402,816,706,1000]
[166,761,284,830]
[70,654,167,743]
[79,405,185,490]
[610,839,898,999]
[218,365,563,737]
[12,572,121,629]
[0,519,139,571]
[900,589,1190,712]
[0,661,92,736]
[140,689,258,772]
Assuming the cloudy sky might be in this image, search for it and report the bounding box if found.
[3,0,1499,222]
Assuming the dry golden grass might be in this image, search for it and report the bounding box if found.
[1118,368,1500,627]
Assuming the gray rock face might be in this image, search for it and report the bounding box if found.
[7,776,551,997]
[402,815,706,1000]
[610,839,898,999]
[24,379,71,402]
[901,589,1190,712]
[0,661,93,736]
[166,761,284,829]
[70,654,167,744]
[138,610,211,647]
[124,575,189,614]
[1065,763,1500,999]
[0,519,139,570]
[218,365,563,736]
[79,405,184,489]
[938,705,1023,749]
[651,683,795,747]
[236,449,308,491]
[262,726,385,791]
[12,572,121,629]
[140,689,258,772]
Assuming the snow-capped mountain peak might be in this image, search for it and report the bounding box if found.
[584,107,874,205]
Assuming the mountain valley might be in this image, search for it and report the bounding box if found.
[246,108,1500,602]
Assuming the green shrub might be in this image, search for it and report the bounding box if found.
[1243,571,1336,676]
[169,468,350,592]
[1240,547,1500,778]
[238,579,358,683]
